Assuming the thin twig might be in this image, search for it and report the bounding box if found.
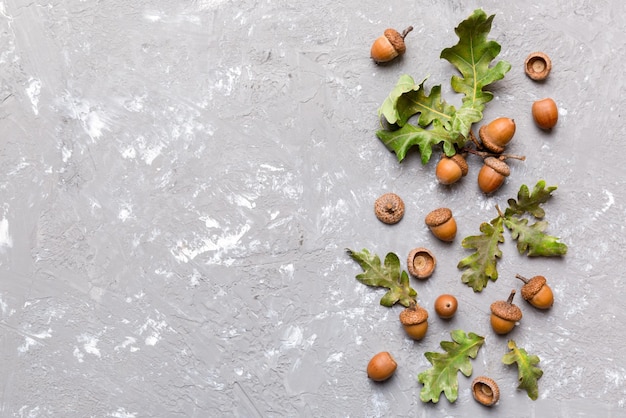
[464,148,525,161]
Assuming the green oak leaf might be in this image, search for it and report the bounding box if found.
[505,180,558,219]
[457,216,504,292]
[417,330,485,403]
[346,248,417,307]
[504,217,568,256]
[377,120,462,164]
[378,76,456,129]
[378,75,426,127]
[440,9,512,115]
[375,9,510,164]
[502,340,543,400]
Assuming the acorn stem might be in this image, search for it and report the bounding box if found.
[468,130,482,149]
[464,148,525,161]
[507,290,516,304]
[401,26,414,39]
[498,153,526,161]
[515,274,529,284]
[495,204,505,218]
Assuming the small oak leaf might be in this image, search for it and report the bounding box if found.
[505,180,557,219]
[417,330,485,403]
[502,340,543,400]
[346,248,417,307]
[504,217,568,256]
[457,216,504,292]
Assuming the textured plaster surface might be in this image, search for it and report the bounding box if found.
[0,0,625,417]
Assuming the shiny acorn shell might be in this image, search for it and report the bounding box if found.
[490,290,522,335]
[479,117,516,153]
[367,351,397,381]
[478,157,510,194]
[370,27,412,63]
[435,154,469,184]
[517,274,554,309]
[424,208,457,242]
[399,304,429,340]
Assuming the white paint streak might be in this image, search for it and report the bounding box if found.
[73,347,85,363]
[118,203,134,222]
[78,334,101,358]
[320,199,349,234]
[281,325,303,350]
[0,295,8,316]
[259,163,284,172]
[61,145,72,163]
[0,218,13,248]
[85,110,106,139]
[18,337,38,354]
[108,407,138,418]
[189,269,201,287]
[57,93,109,140]
[370,391,389,416]
[194,0,229,10]
[213,66,242,97]
[126,135,163,165]
[279,263,294,280]
[327,352,343,362]
[114,337,138,352]
[138,315,169,346]
[200,215,220,228]
[122,95,146,112]
[25,77,41,115]
[604,367,626,389]
[594,189,614,219]
[143,11,164,22]
[228,193,256,209]
[172,223,251,264]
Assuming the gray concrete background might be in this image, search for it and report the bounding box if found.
[0,0,624,416]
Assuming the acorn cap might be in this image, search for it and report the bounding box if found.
[399,305,428,325]
[483,157,510,177]
[374,193,405,224]
[490,299,522,321]
[384,28,407,55]
[449,154,469,176]
[525,52,552,81]
[407,247,436,279]
[520,275,547,301]
[424,207,453,227]
[472,376,500,406]
[479,125,505,154]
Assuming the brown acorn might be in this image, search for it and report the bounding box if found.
[477,157,510,194]
[370,27,413,63]
[367,351,397,381]
[407,247,436,279]
[425,208,457,242]
[479,117,516,153]
[434,294,458,319]
[532,98,558,130]
[516,274,554,309]
[472,376,500,406]
[374,193,405,224]
[435,154,469,185]
[490,290,522,335]
[399,303,428,340]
